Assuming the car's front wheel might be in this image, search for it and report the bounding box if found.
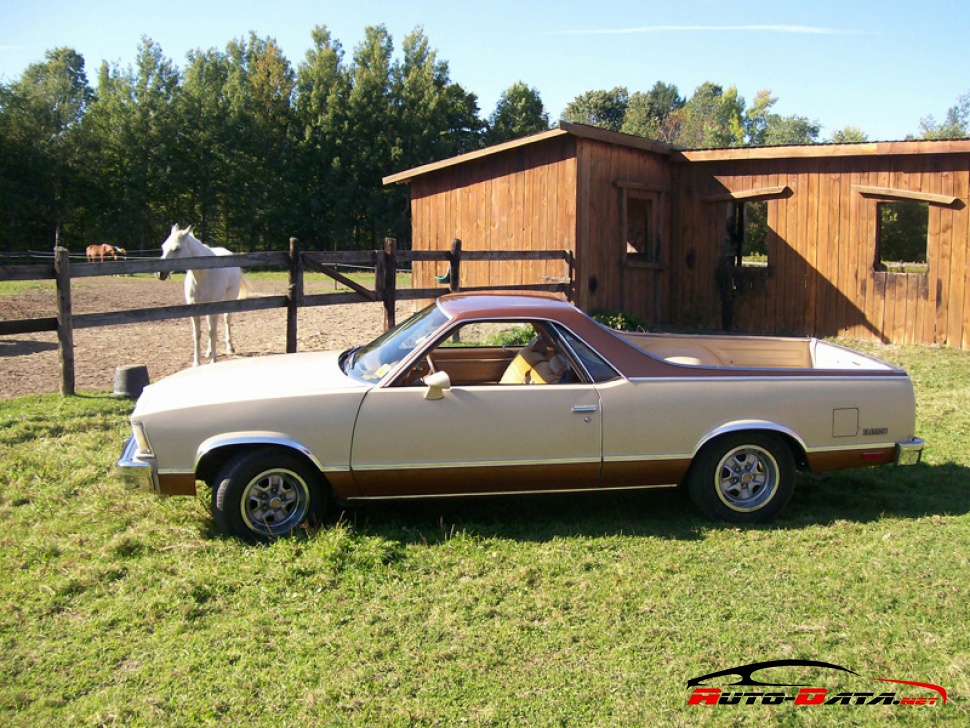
[687,432,795,523]
[212,448,327,540]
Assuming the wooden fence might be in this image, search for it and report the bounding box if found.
[0,238,573,395]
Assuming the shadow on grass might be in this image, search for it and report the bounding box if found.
[323,461,970,546]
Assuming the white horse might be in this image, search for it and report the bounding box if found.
[157,224,250,366]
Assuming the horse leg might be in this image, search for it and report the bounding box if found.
[205,314,218,363]
[224,313,236,356]
[191,316,203,367]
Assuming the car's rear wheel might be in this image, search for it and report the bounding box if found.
[687,432,795,523]
[212,448,326,540]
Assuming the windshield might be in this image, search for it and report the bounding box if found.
[343,303,450,383]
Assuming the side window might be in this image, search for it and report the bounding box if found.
[437,321,535,348]
[394,320,582,387]
[553,326,620,383]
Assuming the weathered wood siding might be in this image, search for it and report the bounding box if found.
[575,138,671,320]
[669,153,970,348]
[409,136,578,295]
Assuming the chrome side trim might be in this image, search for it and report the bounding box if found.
[352,457,601,472]
[628,374,910,384]
[346,482,679,501]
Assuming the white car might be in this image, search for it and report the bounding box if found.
[118,293,923,539]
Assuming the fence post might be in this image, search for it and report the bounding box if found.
[286,237,302,354]
[383,238,397,329]
[54,246,75,395]
[448,238,462,293]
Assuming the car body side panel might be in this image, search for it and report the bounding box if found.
[597,375,916,482]
[350,383,603,497]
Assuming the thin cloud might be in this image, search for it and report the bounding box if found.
[550,25,873,36]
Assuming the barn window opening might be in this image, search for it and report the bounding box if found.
[625,190,663,265]
[876,200,929,274]
[726,200,769,268]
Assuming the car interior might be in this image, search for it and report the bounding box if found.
[393,321,582,387]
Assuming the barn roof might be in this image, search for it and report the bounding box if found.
[382,121,679,185]
[383,122,970,186]
[681,137,970,162]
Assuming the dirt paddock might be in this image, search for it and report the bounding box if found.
[0,275,412,400]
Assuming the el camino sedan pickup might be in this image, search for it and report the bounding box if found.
[118,293,923,539]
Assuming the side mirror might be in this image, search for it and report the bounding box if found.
[423,370,452,400]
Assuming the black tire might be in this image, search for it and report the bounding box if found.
[212,448,327,540]
[687,432,795,523]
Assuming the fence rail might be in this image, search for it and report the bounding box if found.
[0,238,573,395]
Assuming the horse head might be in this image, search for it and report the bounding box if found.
[157,224,196,280]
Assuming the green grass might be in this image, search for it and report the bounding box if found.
[1,343,969,726]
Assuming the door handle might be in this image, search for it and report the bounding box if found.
[571,405,598,413]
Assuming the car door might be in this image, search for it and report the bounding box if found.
[349,382,603,499]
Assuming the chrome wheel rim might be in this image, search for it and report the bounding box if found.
[715,445,780,512]
[240,468,310,536]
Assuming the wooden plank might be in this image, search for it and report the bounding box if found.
[849,167,869,339]
[0,263,55,282]
[0,317,58,335]
[681,138,970,162]
[770,167,788,334]
[704,184,791,203]
[872,160,893,340]
[70,251,290,278]
[853,184,959,206]
[286,238,303,353]
[962,161,970,350]
[929,158,948,343]
[819,159,842,337]
[309,264,378,300]
[73,296,290,329]
[396,250,451,263]
[383,127,570,184]
[784,165,801,334]
[804,165,820,336]
[835,159,852,337]
[945,161,966,347]
[54,247,75,396]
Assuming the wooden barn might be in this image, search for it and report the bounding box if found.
[383,121,970,350]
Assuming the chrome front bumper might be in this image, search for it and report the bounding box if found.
[117,437,158,493]
[895,437,924,466]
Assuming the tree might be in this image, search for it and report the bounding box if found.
[295,25,352,248]
[222,33,298,249]
[486,81,549,144]
[82,39,181,249]
[561,87,629,131]
[919,89,970,139]
[621,81,684,142]
[676,82,745,149]
[742,89,819,146]
[1,47,93,247]
[831,126,869,143]
[343,25,397,248]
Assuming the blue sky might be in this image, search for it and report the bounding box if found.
[2,0,968,142]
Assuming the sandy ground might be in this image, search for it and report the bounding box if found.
[0,275,415,399]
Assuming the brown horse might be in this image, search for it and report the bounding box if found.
[85,244,127,262]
